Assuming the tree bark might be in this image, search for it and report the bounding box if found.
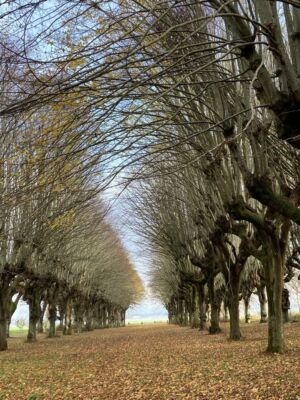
[84,300,95,331]
[228,272,241,340]
[27,291,42,343]
[208,277,221,334]
[266,281,283,353]
[198,283,207,330]
[0,285,9,351]
[282,288,290,323]
[264,240,285,353]
[120,309,126,327]
[46,285,59,338]
[57,301,66,331]
[100,306,108,328]
[183,299,189,326]
[48,303,56,338]
[178,298,184,326]
[190,286,200,328]
[63,298,72,335]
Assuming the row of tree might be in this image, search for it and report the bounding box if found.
[122,0,300,354]
[0,37,143,352]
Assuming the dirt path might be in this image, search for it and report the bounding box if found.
[0,323,300,399]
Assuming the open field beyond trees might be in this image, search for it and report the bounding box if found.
[0,323,300,400]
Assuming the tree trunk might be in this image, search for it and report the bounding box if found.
[48,304,56,338]
[63,299,72,335]
[190,286,200,328]
[84,301,95,331]
[244,296,251,323]
[93,306,101,329]
[266,281,283,353]
[121,309,126,327]
[57,302,66,332]
[107,306,113,327]
[172,298,179,324]
[228,273,241,340]
[282,288,290,323]
[100,306,108,328]
[258,286,268,323]
[182,299,188,326]
[208,277,221,334]
[264,242,285,353]
[46,285,59,338]
[27,292,42,343]
[198,283,207,330]
[37,301,47,333]
[0,286,9,351]
[85,315,93,331]
[167,306,172,324]
[114,309,121,327]
[178,298,183,326]
[74,303,84,333]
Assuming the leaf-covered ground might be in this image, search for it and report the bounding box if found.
[0,322,300,399]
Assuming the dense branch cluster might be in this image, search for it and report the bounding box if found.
[0,0,300,354]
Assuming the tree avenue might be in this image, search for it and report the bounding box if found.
[0,0,300,356]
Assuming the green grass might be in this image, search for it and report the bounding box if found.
[290,313,300,322]
[126,320,167,326]
[9,327,28,336]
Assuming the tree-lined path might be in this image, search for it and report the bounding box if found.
[0,323,299,400]
[1,0,300,398]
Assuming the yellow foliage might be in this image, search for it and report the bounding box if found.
[48,209,75,231]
